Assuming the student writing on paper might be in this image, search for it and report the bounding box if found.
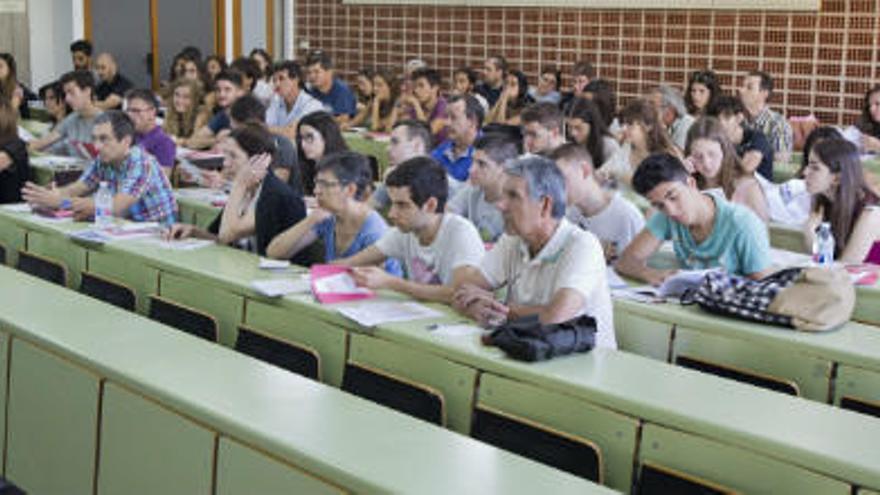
[266,151,399,273]
[615,153,774,286]
[165,124,307,260]
[22,111,177,224]
[452,155,617,349]
[336,156,485,304]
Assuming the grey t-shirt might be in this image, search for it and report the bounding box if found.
[47,111,101,157]
[565,192,645,253]
[447,184,504,242]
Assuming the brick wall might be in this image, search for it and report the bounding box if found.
[293,0,880,125]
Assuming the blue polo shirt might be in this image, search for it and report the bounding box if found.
[431,140,474,182]
[307,78,356,117]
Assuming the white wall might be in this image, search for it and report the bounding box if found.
[26,0,78,89]
[240,0,266,57]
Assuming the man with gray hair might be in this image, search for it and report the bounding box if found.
[650,85,695,150]
[452,155,616,349]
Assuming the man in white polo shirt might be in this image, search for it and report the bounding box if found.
[453,154,616,349]
[338,156,485,304]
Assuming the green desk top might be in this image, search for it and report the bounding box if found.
[373,314,880,490]
[0,265,606,494]
[343,131,390,175]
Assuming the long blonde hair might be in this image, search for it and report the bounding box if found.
[163,79,204,139]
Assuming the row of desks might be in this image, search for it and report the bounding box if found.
[1,205,880,492]
[0,265,602,494]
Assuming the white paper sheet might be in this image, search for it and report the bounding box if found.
[259,257,291,270]
[337,301,443,327]
[313,272,370,295]
[251,277,311,297]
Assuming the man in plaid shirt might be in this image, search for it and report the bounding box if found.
[22,110,177,225]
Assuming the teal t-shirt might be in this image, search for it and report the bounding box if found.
[646,193,771,276]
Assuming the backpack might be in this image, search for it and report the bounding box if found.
[683,267,855,332]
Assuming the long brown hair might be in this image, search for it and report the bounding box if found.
[812,138,879,254]
[620,98,677,155]
[163,79,204,139]
[0,101,17,145]
[856,84,880,138]
[686,116,744,198]
[0,53,18,104]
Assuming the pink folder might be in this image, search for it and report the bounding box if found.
[310,264,375,304]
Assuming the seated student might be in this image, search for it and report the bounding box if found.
[230,57,263,96]
[565,97,620,170]
[475,55,507,109]
[803,138,880,263]
[69,39,93,72]
[94,53,133,111]
[28,70,102,157]
[605,98,680,186]
[0,53,30,119]
[22,111,177,224]
[364,68,399,133]
[685,69,722,118]
[451,66,489,112]
[229,94,301,191]
[164,79,211,145]
[558,59,595,111]
[486,70,533,126]
[166,124,307,261]
[297,111,350,194]
[650,85,695,150]
[447,133,517,242]
[520,102,566,154]
[125,89,175,176]
[529,66,561,105]
[451,155,616,349]
[335,156,485,303]
[266,151,398,272]
[738,70,793,163]
[265,60,324,142]
[38,80,69,128]
[431,94,483,182]
[304,50,357,123]
[204,55,227,85]
[371,119,432,209]
[186,70,246,150]
[551,143,645,261]
[249,49,274,104]
[582,78,618,132]
[857,84,880,153]
[686,116,769,222]
[394,68,447,143]
[344,68,374,130]
[707,95,774,181]
[615,153,773,285]
[0,102,29,204]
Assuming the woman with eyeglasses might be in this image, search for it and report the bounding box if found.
[565,97,620,171]
[685,116,769,222]
[803,138,880,263]
[165,124,309,262]
[267,151,401,273]
[685,70,722,117]
[296,111,350,195]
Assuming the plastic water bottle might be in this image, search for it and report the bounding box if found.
[94,181,113,229]
[812,222,835,267]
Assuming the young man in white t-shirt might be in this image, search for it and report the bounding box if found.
[550,143,645,262]
[339,156,485,303]
[453,155,617,350]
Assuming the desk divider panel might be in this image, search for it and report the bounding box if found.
[612,308,674,362]
[158,271,245,347]
[636,423,850,495]
[475,373,639,493]
[0,217,25,267]
[87,249,159,315]
[215,437,345,495]
[244,300,348,387]
[347,333,478,434]
[25,230,87,290]
[672,325,833,402]
[0,332,8,472]
[97,382,216,495]
[5,338,100,495]
[834,365,880,419]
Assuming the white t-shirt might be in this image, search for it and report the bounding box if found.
[479,218,617,350]
[447,184,505,242]
[566,192,645,253]
[376,213,485,285]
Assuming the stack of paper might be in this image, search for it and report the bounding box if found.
[336,301,443,327]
